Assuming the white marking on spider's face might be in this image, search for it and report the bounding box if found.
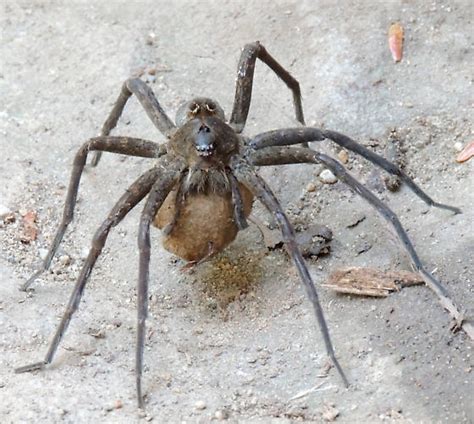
[196,142,215,157]
[190,103,200,114]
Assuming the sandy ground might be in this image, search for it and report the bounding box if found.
[1,1,473,422]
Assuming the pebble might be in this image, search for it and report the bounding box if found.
[59,255,71,266]
[215,409,228,420]
[319,169,338,184]
[306,182,317,192]
[195,400,207,410]
[454,141,463,152]
[337,149,349,163]
[39,248,49,260]
[80,247,90,260]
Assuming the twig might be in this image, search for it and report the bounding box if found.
[289,381,333,401]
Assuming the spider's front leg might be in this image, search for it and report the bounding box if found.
[136,169,182,409]
[249,128,461,214]
[22,136,167,291]
[90,78,176,166]
[248,146,473,341]
[230,157,349,387]
[230,42,306,135]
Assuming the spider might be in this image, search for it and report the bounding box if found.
[16,42,462,409]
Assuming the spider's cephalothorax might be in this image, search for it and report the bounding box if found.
[17,42,467,411]
[156,97,254,262]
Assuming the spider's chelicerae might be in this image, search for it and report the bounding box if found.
[16,42,464,409]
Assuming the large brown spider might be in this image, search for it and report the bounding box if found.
[16,42,462,409]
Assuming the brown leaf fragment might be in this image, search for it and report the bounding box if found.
[324,267,423,297]
[20,210,38,243]
[388,23,404,62]
[456,140,474,163]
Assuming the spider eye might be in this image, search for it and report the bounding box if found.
[189,103,200,114]
[206,102,216,112]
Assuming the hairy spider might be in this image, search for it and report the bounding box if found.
[16,42,463,409]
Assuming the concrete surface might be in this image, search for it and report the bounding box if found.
[1,1,473,422]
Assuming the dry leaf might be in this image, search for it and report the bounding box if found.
[456,140,474,163]
[20,210,38,243]
[388,23,404,62]
[324,267,423,297]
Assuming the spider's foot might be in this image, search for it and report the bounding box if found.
[450,312,466,333]
[15,360,48,374]
[20,270,43,292]
[433,201,462,215]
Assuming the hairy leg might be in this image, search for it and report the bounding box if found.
[230,42,306,134]
[231,157,349,387]
[248,129,461,214]
[15,165,164,375]
[22,136,167,291]
[249,146,473,341]
[228,171,249,230]
[136,171,180,409]
[90,78,175,166]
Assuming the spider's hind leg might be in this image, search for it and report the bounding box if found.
[249,146,473,341]
[231,157,349,387]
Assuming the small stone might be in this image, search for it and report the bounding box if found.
[80,247,90,260]
[306,182,317,192]
[454,141,463,152]
[146,32,157,45]
[215,409,229,420]
[337,150,349,163]
[38,248,49,260]
[319,169,338,184]
[195,400,207,410]
[59,255,71,266]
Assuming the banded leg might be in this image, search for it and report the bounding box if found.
[15,165,163,375]
[249,128,461,214]
[230,42,306,134]
[231,158,349,387]
[162,171,188,236]
[249,146,473,341]
[228,171,249,230]
[22,136,166,291]
[136,172,179,409]
[90,78,176,166]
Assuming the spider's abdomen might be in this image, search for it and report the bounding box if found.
[153,184,253,262]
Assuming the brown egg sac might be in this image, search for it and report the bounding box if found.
[154,183,253,262]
